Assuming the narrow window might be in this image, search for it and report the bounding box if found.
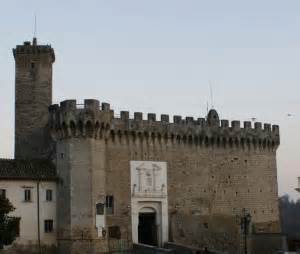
[24,189,31,202]
[46,189,53,202]
[31,62,35,69]
[44,220,53,233]
[0,189,6,199]
[105,195,114,215]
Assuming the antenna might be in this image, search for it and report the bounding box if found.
[206,102,209,117]
[209,81,214,109]
[34,13,37,38]
[32,13,37,46]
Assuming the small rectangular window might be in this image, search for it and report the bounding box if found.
[44,220,53,233]
[24,189,31,202]
[0,189,6,199]
[105,195,114,215]
[46,189,52,201]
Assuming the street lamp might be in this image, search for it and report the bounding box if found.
[240,208,252,254]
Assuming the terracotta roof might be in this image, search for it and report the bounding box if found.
[0,159,57,181]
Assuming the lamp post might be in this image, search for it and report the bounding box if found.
[240,208,251,254]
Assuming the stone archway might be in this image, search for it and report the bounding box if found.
[130,161,169,247]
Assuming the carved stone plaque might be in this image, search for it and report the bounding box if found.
[130,161,167,197]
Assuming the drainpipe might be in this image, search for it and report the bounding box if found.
[37,180,41,254]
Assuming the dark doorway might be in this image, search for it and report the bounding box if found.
[138,212,157,246]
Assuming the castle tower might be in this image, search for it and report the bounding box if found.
[13,38,55,159]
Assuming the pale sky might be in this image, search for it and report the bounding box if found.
[0,0,299,199]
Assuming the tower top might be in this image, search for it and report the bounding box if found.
[33,37,37,46]
[13,39,55,62]
[207,109,219,127]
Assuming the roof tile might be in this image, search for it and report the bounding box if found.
[0,159,57,181]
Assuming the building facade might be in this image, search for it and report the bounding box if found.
[0,38,285,254]
[0,159,57,252]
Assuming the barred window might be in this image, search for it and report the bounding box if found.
[24,189,31,202]
[105,196,114,215]
[44,220,53,233]
[46,189,52,201]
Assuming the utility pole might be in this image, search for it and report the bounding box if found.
[37,180,41,254]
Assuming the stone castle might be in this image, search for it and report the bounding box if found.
[0,38,284,254]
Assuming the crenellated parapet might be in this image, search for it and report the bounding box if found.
[13,39,55,65]
[49,100,280,150]
[49,99,113,140]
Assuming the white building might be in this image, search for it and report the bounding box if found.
[0,159,57,251]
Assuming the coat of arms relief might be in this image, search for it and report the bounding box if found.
[131,162,167,197]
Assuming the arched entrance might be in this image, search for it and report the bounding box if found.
[138,207,157,246]
[130,161,169,247]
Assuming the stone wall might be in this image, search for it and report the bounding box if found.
[50,99,281,254]
[103,137,280,253]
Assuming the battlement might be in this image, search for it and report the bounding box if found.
[13,38,55,62]
[49,99,280,150]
